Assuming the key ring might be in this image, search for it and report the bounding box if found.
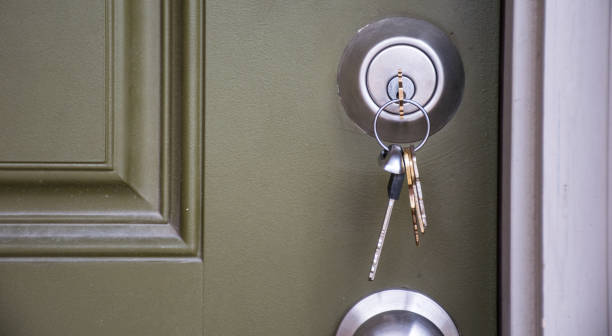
[373,98,431,152]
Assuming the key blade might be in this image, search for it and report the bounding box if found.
[369,199,395,281]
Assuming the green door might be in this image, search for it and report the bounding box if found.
[0,0,499,335]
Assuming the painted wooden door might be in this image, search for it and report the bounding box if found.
[0,0,499,335]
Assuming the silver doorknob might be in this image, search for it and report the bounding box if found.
[355,310,443,336]
[336,289,459,336]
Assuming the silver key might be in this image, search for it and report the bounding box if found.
[369,168,405,281]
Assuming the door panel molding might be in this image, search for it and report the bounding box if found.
[0,0,202,258]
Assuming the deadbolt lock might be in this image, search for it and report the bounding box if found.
[337,17,464,143]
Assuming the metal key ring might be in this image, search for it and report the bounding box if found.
[373,98,431,152]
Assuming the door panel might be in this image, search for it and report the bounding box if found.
[0,0,202,256]
[0,262,202,335]
[0,1,106,163]
[205,0,499,335]
[0,0,203,335]
[0,0,498,335]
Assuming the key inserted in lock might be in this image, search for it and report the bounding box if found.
[387,75,415,100]
[337,17,464,143]
[367,45,436,115]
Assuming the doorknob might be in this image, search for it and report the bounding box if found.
[354,310,443,336]
[336,289,459,336]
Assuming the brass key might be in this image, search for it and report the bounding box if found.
[410,146,428,231]
[398,70,404,119]
[403,146,423,244]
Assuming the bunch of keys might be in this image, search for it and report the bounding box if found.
[369,72,431,281]
[369,144,428,280]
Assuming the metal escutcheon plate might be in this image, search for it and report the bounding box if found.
[337,17,464,143]
[336,289,459,336]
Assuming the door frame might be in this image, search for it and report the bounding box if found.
[501,1,611,335]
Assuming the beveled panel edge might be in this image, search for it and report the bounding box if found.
[0,0,202,258]
[0,170,163,223]
[0,223,189,257]
[0,162,113,170]
[176,0,203,258]
[0,0,114,169]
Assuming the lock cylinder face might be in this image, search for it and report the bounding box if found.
[367,44,436,115]
[337,17,465,144]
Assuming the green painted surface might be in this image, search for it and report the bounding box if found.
[205,0,499,335]
[0,0,203,333]
[0,0,202,257]
[0,261,203,336]
[0,0,107,163]
[0,0,497,334]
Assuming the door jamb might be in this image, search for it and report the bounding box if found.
[501,1,611,335]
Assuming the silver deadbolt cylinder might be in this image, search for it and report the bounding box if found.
[337,17,464,143]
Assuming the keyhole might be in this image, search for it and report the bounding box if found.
[387,75,416,100]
